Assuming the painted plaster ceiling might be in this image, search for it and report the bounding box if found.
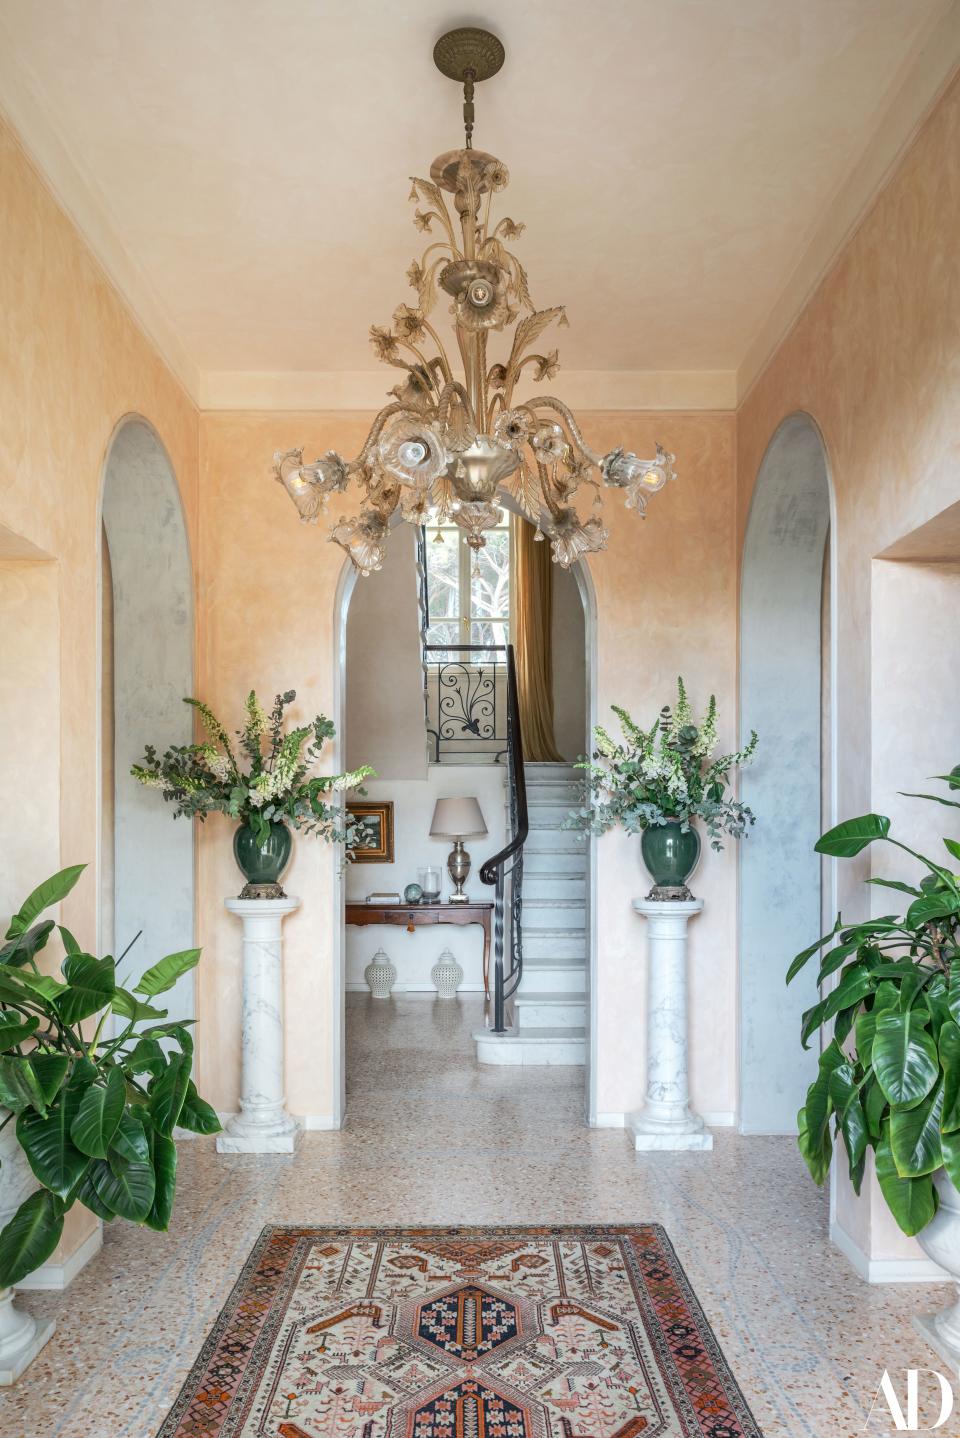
[1,0,957,404]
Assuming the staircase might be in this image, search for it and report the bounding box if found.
[474,761,588,1065]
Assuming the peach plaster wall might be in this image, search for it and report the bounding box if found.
[736,70,960,1268]
[196,409,737,1125]
[0,114,199,1264]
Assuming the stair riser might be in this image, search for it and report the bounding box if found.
[523,931,588,960]
[523,851,587,875]
[523,876,586,902]
[523,830,588,855]
[523,904,586,931]
[517,999,587,1028]
[520,964,586,993]
[475,1035,586,1066]
[528,802,578,824]
[523,783,584,804]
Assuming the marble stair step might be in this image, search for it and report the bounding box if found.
[518,828,586,855]
[522,872,586,902]
[473,1026,587,1066]
[520,959,586,993]
[522,929,588,960]
[522,849,587,874]
[522,900,586,930]
[515,992,587,1028]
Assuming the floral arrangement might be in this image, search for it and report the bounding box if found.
[568,679,758,849]
[132,690,373,845]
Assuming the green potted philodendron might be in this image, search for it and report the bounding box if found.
[133,690,373,896]
[791,766,960,1362]
[567,679,758,895]
[0,864,218,1374]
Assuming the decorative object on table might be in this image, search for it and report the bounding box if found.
[349,800,395,864]
[364,947,397,999]
[403,882,424,904]
[430,796,488,903]
[629,898,711,1152]
[364,891,402,905]
[0,865,219,1380]
[157,1225,764,1438]
[788,763,960,1365]
[272,26,676,580]
[133,690,373,898]
[567,678,758,899]
[418,865,442,902]
[431,947,465,999]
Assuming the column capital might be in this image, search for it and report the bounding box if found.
[632,897,704,923]
[225,896,301,920]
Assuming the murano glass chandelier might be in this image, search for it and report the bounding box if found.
[273,26,676,576]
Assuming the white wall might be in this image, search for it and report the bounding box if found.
[552,561,587,761]
[345,525,427,780]
[345,766,506,992]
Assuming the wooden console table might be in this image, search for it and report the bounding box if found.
[345,901,494,998]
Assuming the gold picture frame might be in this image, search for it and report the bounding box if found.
[349,801,395,863]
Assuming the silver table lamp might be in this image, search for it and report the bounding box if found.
[430,796,488,903]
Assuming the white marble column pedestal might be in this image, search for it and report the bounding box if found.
[0,1121,55,1382]
[627,898,712,1153]
[217,897,301,1155]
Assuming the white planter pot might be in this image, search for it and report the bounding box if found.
[364,947,397,999]
[0,1111,56,1383]
[431,948,464,999]
[914,1169,960,1366]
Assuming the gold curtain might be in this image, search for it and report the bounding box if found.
[511,514,563,762]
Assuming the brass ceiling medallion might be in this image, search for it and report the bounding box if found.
[273,26,676,577]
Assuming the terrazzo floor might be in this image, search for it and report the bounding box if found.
[0,992,953,1437]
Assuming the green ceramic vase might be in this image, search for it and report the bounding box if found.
[233,820,292,889]
[640,820,701,891]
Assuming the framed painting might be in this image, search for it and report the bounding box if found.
[349,801,395,863]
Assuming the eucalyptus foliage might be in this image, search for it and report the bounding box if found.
[567,678,758,849]
[0,865,218,1288]
[133,689,373,845]
[791,767,960,1235]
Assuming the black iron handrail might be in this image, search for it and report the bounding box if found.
[479,644,527,1034]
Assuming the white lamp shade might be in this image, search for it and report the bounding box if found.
[430,796,488,839]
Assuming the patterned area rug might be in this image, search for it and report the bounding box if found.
[158,1225,762,1437]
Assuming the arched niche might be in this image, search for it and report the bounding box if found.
[100,418,195,1020]
[739,413,833,1133]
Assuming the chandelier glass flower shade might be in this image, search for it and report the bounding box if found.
[273,27,676,576]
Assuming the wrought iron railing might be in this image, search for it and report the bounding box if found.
[479,644,527,1034]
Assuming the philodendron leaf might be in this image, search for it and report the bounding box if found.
[109,1109,150,1166]
[178,1081,221,1135]
[91,1153,155,1222]
[942,1131,960,1191]
[941,1021,960,1133]
[0,1011,40,1049]
[4,865,85,939]
[149,1052,191,1136]
[890,1079,944,1177]
[29,1054,70,1105]
[905,892,960,928]
[876,1126,937,1236]
[0,920,55,968]
[110,989,168,1023]
[0,1189,64,1288]
[815,814,890,858]
[0,1055,48,1115]
[872,1010,939,1109]
[16,1087,88,1198]
[786,915,841,985]
[70,1066,126,1159]
[56,953,115,1025]
[144,1130,177,1232]
[134,949,201,999]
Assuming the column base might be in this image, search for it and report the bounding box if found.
[0,1290,55,1385]
[627,1108,713,1152]
[913,1310,960,1370]
[216,1112,301,1155]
